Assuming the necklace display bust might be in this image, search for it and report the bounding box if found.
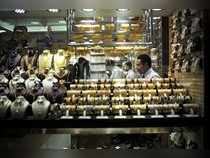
[32,96,50,120]
[47,82,65,104]
[10,96,29,119]
[9,75,25,93]
[0,75,9,96]
[7,49,21,71]
[25,74,41,92]
[42,73,58,94]
[0,74,9,84]
[0,96,11,119]
[26,81,44,103]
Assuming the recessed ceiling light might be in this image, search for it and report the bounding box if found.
[14,9,26,14]
[117,9,129,12]
[152,9,162,11]
[153,17,161,20]
[83,9,95,12]
[48,9,59,13]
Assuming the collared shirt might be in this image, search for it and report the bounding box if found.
[126,69,136,79]
[144,68,160,80]
[110,66,125,79]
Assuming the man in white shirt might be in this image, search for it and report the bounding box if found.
[110,65,125,79]
[136,54,160,80]
[123,61,136,79]
[110,62,125,79]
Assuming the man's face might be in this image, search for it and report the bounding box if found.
[136,59,145,74]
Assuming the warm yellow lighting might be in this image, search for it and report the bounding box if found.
[115,46,133,50]
[75,24,100,28]
[117,9,129,12]
[39,50,53,70]
[121,24,129,27]
[131,24,139,27]
[83,9,95,12]
[85,30,95,33]
[48,9,59,13]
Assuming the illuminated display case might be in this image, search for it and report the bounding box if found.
[0,9,208,150]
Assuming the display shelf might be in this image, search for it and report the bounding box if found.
[68,41,152,47]
[71,31,144,35]
[169,10,204,75]
[89,53,105,56]
[28,127,170,134]
[73,21,146,25]
[169,11,203,29]
[180,31,204,42]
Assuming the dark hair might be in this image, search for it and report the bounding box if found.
[137,54,151,68]
[125,61,132,69]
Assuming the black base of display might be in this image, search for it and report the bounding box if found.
[0,117,207,128]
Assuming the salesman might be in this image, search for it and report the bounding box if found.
[136,54,160,80]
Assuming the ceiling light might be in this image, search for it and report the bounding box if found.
[75,24,99,28]
[117,9,129,12]
[48,9,59,13]
[31,21,40,25]
[83,9,95,12]
[152,9,162,11]
[0,30,6,33]
[14,9,26,14]
[153,17,161,20]
[58,20,66,24]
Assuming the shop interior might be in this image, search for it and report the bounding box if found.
[0,9,207,149]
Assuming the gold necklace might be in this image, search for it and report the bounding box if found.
[25,54,37,70]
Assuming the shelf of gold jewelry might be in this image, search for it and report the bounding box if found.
[61,78,199,121]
